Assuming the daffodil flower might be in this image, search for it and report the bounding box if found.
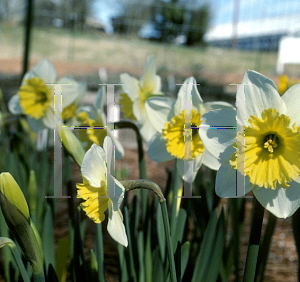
[145,77,233,182]
[8,59,84,132]
[199,70,300,218]
[76,136,128,247]
[119,55,163,142]
[277,75,300,96]
[76,87,124,159]
[61,78,86,124]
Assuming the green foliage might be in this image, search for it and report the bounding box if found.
[158,0,210,45]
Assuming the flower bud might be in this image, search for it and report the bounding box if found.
[0,173,44,278]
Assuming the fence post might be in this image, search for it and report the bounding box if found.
[22,0,34,80]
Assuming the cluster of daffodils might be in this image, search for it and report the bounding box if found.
[8,54,300,250]
[119,60,300,219]
[199,70,300,218]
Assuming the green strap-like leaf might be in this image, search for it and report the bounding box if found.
[180,241,190,280]
[55,237,69,282]
[192,208,226,282]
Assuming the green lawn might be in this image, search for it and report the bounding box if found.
[1,22,297,79]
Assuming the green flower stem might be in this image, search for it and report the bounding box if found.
[114,121,146,179]
[243,197,265,282]
[121,180,164,202]
[160,200,177,282]
[115,121,148,224]
[32,273,45,282]
[10,244,31,282]
[292,207,300,281]
[124,207,137,282]
[257,212,277,282]
[121,180,177,282]
[229,198,241,282]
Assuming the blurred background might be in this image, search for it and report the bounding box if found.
[1,0,300,100]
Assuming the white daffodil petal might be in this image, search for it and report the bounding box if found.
[253,182,300,218]
[120,73,140,100]
[27,117,46,133]
[133,99,147,123]
[8,94,23,115]
[80,106,98,121]
[147,133,174,162]
[241,70,286,121]
[281,83,300,126]
[105,123,124,160]
[139,119,157,143]
[199,108,237,162]
[58,77,84,108]
[202,148,222,171]
[24,59,56,84]
[43,107,55,129]
[236,84,246,130]
[107,200,128,247]
[78,105,91,115]
[98,144,107,166]
[114,137,125,160]
[178,154,204,183]
[103,136,113,175]
[81,144,106,188]
[94,86,106,112]
[216,162,253,198]
[140,55,158,92]
[107,174,125,211]
[152,75,162,94]
[175,77,203,115]
[98,112,107,127]
[201,101,233,114]
[145,97,176,133]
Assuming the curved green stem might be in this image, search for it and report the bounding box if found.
[161,200,177,282]
[121,180,164,202]
[120,180,177,282]
[114,121,146,179]
[243,197,264,282]
[256,212,276,282]
[115,120,148,223]
[292,207,300,281]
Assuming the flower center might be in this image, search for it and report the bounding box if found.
[140,89,157,104]
[162,109,204,160]
[18,77,53,119]
[263,134,279,153]
[230,108,300,189]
